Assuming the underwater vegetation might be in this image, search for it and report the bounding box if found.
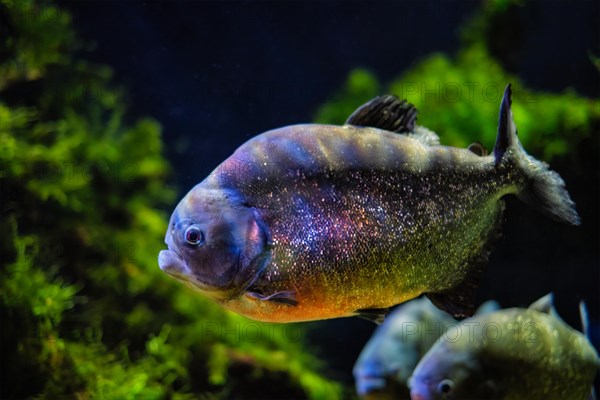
[0,1,343,399]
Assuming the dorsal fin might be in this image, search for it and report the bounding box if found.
[474,300,500,316]
[346,95,418,133]
[579,301,590,337]
[528,293,564,322]
[528,293,554,314]
[468,141,488,156]
[407,126,440,146]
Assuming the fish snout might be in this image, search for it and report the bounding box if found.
[158,249,189,279]
[410,386,433,400]
[356,375,387,396]
[408,376,432,400]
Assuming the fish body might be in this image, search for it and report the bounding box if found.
[159,85,579,323]
[354,298,499,399]
[409,294,600,400]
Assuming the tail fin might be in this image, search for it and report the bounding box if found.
[493,84,581,225]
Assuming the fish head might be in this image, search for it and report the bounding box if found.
[354,355,409,399]
[354,320,424,399]
[409,342,499,400]
[159,186,270,301]
[354,364,411,399]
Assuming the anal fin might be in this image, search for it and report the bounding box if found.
[426,272,481,319]
[354,307,390,325]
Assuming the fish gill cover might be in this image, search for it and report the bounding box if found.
[0,1,343,399]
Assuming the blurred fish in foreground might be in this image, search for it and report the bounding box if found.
[354,298,499,399]
[410,294,600,400]
[159,84,580,323]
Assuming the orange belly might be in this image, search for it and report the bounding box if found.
[224,286,424,323]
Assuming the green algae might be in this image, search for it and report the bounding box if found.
[0,1,343,399]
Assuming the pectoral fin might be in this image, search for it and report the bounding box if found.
[354,307,390,325]
[246,289,298,306]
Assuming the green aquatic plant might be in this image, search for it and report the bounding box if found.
[315,1,599,161]
[0,1,343,399]
[388,43,600,160]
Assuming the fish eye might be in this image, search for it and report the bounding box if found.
[437,379,454,395]
[184,226,204,247]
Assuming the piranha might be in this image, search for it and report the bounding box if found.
[354,298,499,400]
[409,294,600,400]
[158,84,580,323]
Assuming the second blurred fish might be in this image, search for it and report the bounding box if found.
[354,297,499,399]
[410,294,600,400]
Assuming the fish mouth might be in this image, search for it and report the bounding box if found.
[355,375,387,396]
[158,248,190,281]
[157,241,266,301]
